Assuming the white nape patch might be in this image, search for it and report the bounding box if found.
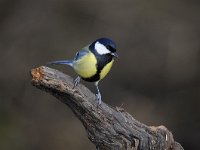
[95,41,110,55]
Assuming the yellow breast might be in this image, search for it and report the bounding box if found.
[73,51,97,78]
[100,59,114,80]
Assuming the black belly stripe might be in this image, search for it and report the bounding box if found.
[82,54,113,82]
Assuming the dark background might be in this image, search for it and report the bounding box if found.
[0,0,200,149]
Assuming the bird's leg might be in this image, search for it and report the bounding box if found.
[73,76,81,88]
[95,81,102,105]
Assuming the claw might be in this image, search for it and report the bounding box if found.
[73,76,80,88]
[96,92,102,105]
[95,81,102,105]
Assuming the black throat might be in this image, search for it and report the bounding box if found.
[82,52,113,82]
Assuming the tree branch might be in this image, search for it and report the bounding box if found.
[30,66,184,150]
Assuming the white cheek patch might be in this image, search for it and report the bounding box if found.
[95,41,110,55]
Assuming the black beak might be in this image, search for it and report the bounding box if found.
[111,52,118,58]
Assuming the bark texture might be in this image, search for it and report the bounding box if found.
[30,66,184,150]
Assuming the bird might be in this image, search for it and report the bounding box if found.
[49,38,118,105]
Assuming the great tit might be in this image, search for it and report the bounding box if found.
[49,38,118,105]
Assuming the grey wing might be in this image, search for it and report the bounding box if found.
[74,49,89,61]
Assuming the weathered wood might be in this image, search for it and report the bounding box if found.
[30,66,184,150]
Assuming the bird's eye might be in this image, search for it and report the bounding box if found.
[106,45,111,50]
[106,45,116,52]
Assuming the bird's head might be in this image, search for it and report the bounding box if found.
[90,38,118,58]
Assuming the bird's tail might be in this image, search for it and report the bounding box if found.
[48,60,73,67]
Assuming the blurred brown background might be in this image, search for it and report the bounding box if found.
[0,0,200,149]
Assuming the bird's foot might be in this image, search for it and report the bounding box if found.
[96,92,102,105]
[73,76,80,88]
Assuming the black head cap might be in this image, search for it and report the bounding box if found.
[96,38,117,53]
